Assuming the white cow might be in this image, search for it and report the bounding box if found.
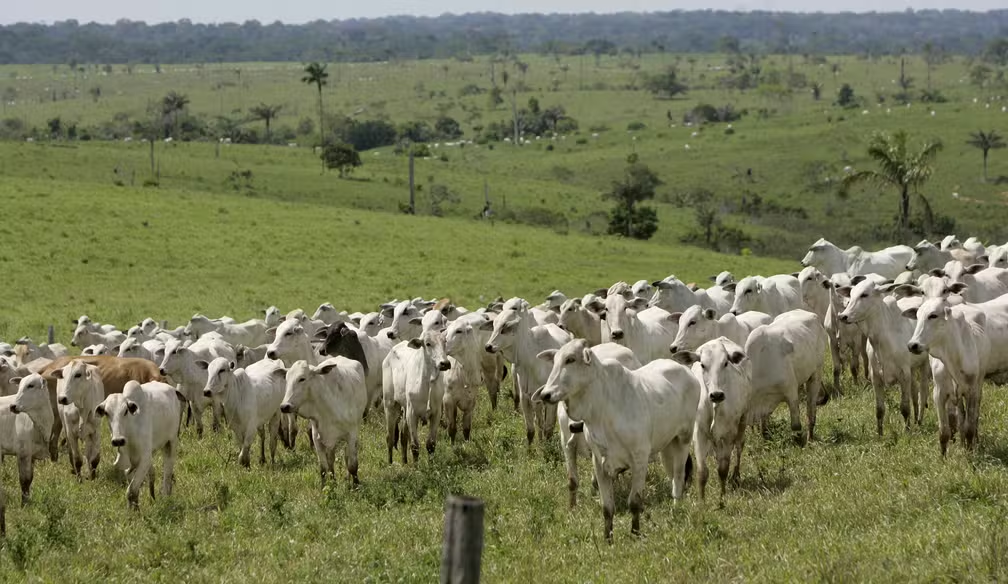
[728,275,803,317]
[201,357,286,468]
[52,361,106,479]
[446,313,508,411]
[71,325,126,350]
[558,297,603,346]
[382,330,451,463]
[672,337,752,503]
[82,344,112,356]
[907,240,982,272]
[1,374,54,505]
[930,263,1008,303]
[745,309,827,444]
[801,238,914,278]
[13,337,68,365]
[533,338,700,543]
[281,358,368,487]
[837,278,930,435]
[441,319,486,443]
[95,380,186,509]
[185,314,268,347]
[823,273,871,389]
[314,321,395,413]
[650,275,727,314]
[904,294,1008,455]
[117,337,166,364]
[795,266,830,321]
[588,283,678,363]
[484,299,572,444]
[669,306,771,353]
[312,303,350,325]
[159,335,236,437]
[72,315,118,334]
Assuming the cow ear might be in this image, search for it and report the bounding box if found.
[272,367,287,378]
[408,317,424,326]
[407,338,423,349]
[630,297,649,311]
[948,282,968,295]
[670,351,700,365]
[94,404,106,417]
[316,362,338,375]
[944,306,953,319]
[668,312,683,322]
[585,299,606,313]
[592,288,608,298]
[851,275,867,285]
[901,308,918,320]
[728,350,746,365]
[964,263,986,275]
[174,389,187,403]
[780,339,794,355]
[9,376,22,386]
[109,345,121,355]
[893,284,923,298]
[536,349,557,362]
[51,369,64,379]
[756,281,763,292]
[790,272,800,278]
[126,401,139,415]
[703,308,717,320]
[85,367,93,379]
[929,268,947,278]
[195,360,210,370]
[978,255,989,264]
[477,319,494,331]
[837,286,852,298]
[581,348,593,364]
[229,361,236,370]
[265,327,277,338]
[652,280,672,290]
[722,282,737,292]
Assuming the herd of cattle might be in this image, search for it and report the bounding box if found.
[1,234,1007,541]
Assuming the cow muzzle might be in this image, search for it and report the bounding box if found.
[839,313,850,324]
[908,342,926,355]
[709,391,726,404]
[438,360,451,371]
[669,344,680,353]
[610,330,624,340]
[484,344,497,354]
[57,396,70,406]
[280,403,294,414]
[266,350,278,360]
[9,404,21,414]
[111,437,126,447]
[159,368,168,376]
[386,331,396,339]
[203,390,213,398]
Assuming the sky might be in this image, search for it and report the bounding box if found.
[0,0,1003,25]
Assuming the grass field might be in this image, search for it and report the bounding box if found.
[0,176,1007,581]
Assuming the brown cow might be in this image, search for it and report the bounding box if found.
[39,356,163,462]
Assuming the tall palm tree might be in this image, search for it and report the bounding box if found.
[249,103,283,142]
[160,91,190,138]
[966,130,1006,182]
[301,62,329,170]
[841,130,943,231]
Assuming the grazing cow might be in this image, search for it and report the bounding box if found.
[745,310,828,445]
[159,336,235,437]
[903,294,1008,455]
[484,299,572,443]
[117,336,166,364]
[1,374,54,505]
[907,240,982,273]
[71,325,126,351]
[588,283,678,363]
[532,339,700,543]
[669,306,771,353]
[13,337,68,365]
[95,380,186,510]
[185,314,268,347]
[728,275,803,317]
[281,358,367,487]
[801,238,914,279]
[201,357,286,467]
[672,337,752,503]
[382,330,451,463]
[837,278,930,435]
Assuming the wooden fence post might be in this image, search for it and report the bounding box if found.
[440,495,484,584]
[47,325,54,345]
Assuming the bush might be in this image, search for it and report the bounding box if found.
[343,119,398,151]
[458,84,485,97]
[434,116,463,140]
[321,142,362,177]
[627,121,647,131]
[398,120,434,143]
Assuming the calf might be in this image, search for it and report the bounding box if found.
[201,357,286,467]
[669,306,771,353]
[672,337,752,503]
[533,339,700,543]
[1,374,54,505]
[282,358,368,486]
[96,380,186,509]
[447,313,508,410]
[728,275,803,317]
[382,330,451,463]
[484,299,572,444]
[837,278,929,435]
[904,294,1008,454]
[745,309,827,445]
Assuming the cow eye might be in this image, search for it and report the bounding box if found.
[285,331,293,336]
[745,290,752,295]
[928,314,938,320]
[564,357,575,364]
[426,342,432,347]
[298,377,306,383]
[688,321,696,327]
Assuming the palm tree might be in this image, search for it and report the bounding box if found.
[966,130,1006,182]
[841,130,943,231]
[249,103,283,142]
[301,62,329,169]
[160,91,190,138]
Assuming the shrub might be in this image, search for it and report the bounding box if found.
[627,121,647,131]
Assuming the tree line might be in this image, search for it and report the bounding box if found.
[2,11,1008,64]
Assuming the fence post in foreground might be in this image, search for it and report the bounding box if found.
[47,325,54,345]
[440,495,484,584]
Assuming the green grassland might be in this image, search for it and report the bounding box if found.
[2,53,1008,256]
[1,51,1008,581]
[0,177,1007,582]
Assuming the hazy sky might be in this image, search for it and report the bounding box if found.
[1,0,1003,25]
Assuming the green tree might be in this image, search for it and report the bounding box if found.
[248,103,283,142]
[322,142,361,178]
[603,162,662,240]
[643,66,688,99]
[434,116,463,140]
[811,81,823,101]
[835,83,857,108]
[160,91,190,138]
[487,86,504,110]
[841,131,943,231]
[966,130,1006,182]
[302,62,329,170]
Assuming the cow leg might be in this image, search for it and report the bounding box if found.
[627,459,648,537]
[461,406,474,441]
[660,442,690,500]
[542,403,557,442]
[48,415,63,462]
[85,427,101,480]
[384,401,400,465]
[560,413,579,508]
[17,454,33,507]
[716,442,732,506]
[730,417,746,486]
[238,433,253,469]
[406,406,421,463]
[287,414,299,450]
[963,379,982,451]
[268,414,281,465]
[518,385,536,446]
[66,426,82,479]
[127,456,152,510]
[932,361,953,456]
[786,392,804,446]
[829,332,843,392]
[427,393,442,457]
[805,375,822,443]
[162,441,176,497]
[871,366,886,437]
[345,430,360,487]
[191,400,205,439]
[211,400,223,433]
[445,396,458,444]
[899,373,913,431]
[592,454,615,544]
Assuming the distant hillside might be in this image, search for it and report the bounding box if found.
[2,10,1008,64]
